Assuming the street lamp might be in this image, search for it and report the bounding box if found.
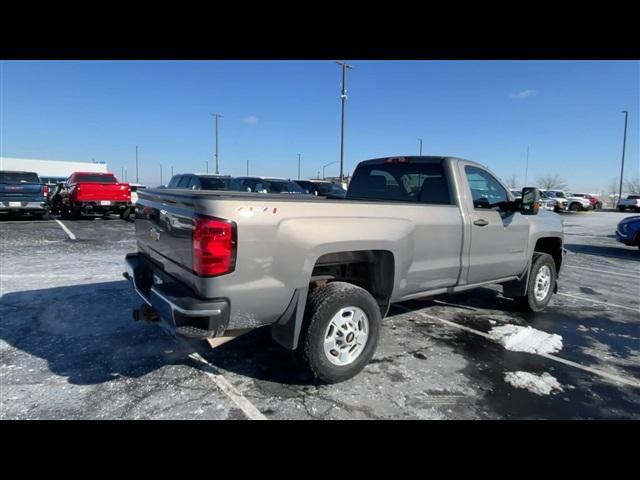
[211,113,223,174]
[297,154,301,180]
[618,110,629,206]
[418,138,423,156]
[336,61,353,184]
[159,164,163,186]
[323,161,339,179]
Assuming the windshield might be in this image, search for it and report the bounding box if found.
[0,171,41,184]
[200,177,231,190]
[75,174,117,183]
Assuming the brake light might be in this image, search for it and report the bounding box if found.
[384,157,410,164]
[42,185,49,197]
[192,215,237,277]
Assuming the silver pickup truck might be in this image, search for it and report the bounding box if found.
[125,156,564,383]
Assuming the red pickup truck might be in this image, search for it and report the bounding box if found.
[53,172,132,219]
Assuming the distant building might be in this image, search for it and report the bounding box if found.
[0,157,108,185]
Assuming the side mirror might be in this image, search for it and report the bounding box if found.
[520,187,540,215]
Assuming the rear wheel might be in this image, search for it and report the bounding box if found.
[297,282,381,384]
[569,202,581,212]
[120,208,131,220]
[514,252,556,313]
[618,206,625,212]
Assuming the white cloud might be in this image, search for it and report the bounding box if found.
[244,115,258,124]
[509,89,537,99]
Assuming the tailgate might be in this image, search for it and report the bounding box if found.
[75,183,131,202]
[0,182,44,199]
[135,191,195,274]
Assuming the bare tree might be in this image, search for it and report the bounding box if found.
[624,177,640,194]
[505,175,519,189]
[606,178,619,208]
[536,174,568,190]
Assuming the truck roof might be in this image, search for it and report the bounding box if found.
[357,155,484,169]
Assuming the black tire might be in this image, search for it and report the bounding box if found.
[569,202,581,212]
[514,252,556,313]
[618,206,625,212]
[120,208,131,220]
[297,281,381,384]
[35,211,50,220]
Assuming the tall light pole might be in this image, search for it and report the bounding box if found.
[159,164,163,186]
[135,145,139,183]
[205,160,209,174]
[323,161,339,179]
[524,146,530,186]
[618,110,629,205]
[336,61,352,184]
[418,138,423,156]
[211,113,223,174]
[246,160,249,176]
[171,166,174,177]
[297,154,301,179]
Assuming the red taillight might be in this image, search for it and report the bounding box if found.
[192,215,237,277]
[42,185,49,197]
[384,157,410,164]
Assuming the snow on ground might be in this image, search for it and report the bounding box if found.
[504,371,564,396]
[488,325,563,355]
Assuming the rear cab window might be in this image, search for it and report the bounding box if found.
[74,174,117,183]
[0,171,41,184]
[347,159,451,204]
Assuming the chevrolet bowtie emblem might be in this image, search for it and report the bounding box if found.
[149,228,161,241]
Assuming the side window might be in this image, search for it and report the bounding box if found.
[187,176,199,189]
[168,175,181,188]
[465,166,508,209]
[177,175,191,188]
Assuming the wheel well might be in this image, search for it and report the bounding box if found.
[310,250,395,317]
[534,237,563,273]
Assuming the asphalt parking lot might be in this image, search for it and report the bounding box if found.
[1,211,639,419]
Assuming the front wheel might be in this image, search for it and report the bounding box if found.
[297,282,381,384]
[514,252,556,313]
[569,202,581,212]
[618,206,625,212]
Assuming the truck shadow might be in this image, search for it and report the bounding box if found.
[0,280,318,387]
[564,243,639,261]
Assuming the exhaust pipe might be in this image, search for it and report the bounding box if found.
[132,304,160,323]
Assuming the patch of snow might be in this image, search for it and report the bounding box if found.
[488,324,563,355]
[504,371,564,396]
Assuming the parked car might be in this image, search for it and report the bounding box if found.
[570,192,602,210]
[230,177,308,194]
[0,170,50,219]
[539,190,566,213]
[295,180,347,198]
[617,195,640,213]
[126,155,564,383]
[167,173,232,191]
[53,172,132,219]
[615,215,640,250]
[542,190,590,212]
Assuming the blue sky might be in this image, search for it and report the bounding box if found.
[1,60,638,192]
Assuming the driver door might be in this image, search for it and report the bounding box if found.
[463,165,530,284]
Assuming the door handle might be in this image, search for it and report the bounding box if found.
[473,219,489,227]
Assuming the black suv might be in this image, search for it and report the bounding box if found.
[294,180,346,198]
[230,177,308,194]
[167,174,232,191]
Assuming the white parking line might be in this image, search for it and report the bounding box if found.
[394,305,640,389]
[557,293,640,312]
[564,265,639,278]
[54,219,76,240]
[186,349,267,420]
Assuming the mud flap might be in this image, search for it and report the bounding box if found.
[270,287,308,350]
[502,260,532,298]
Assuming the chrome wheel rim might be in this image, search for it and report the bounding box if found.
[323,306,369,366]
[534,265,552,302]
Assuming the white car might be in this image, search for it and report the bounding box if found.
[539,190,568,212]
[543,190,590,212]
[617,194,640,213]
